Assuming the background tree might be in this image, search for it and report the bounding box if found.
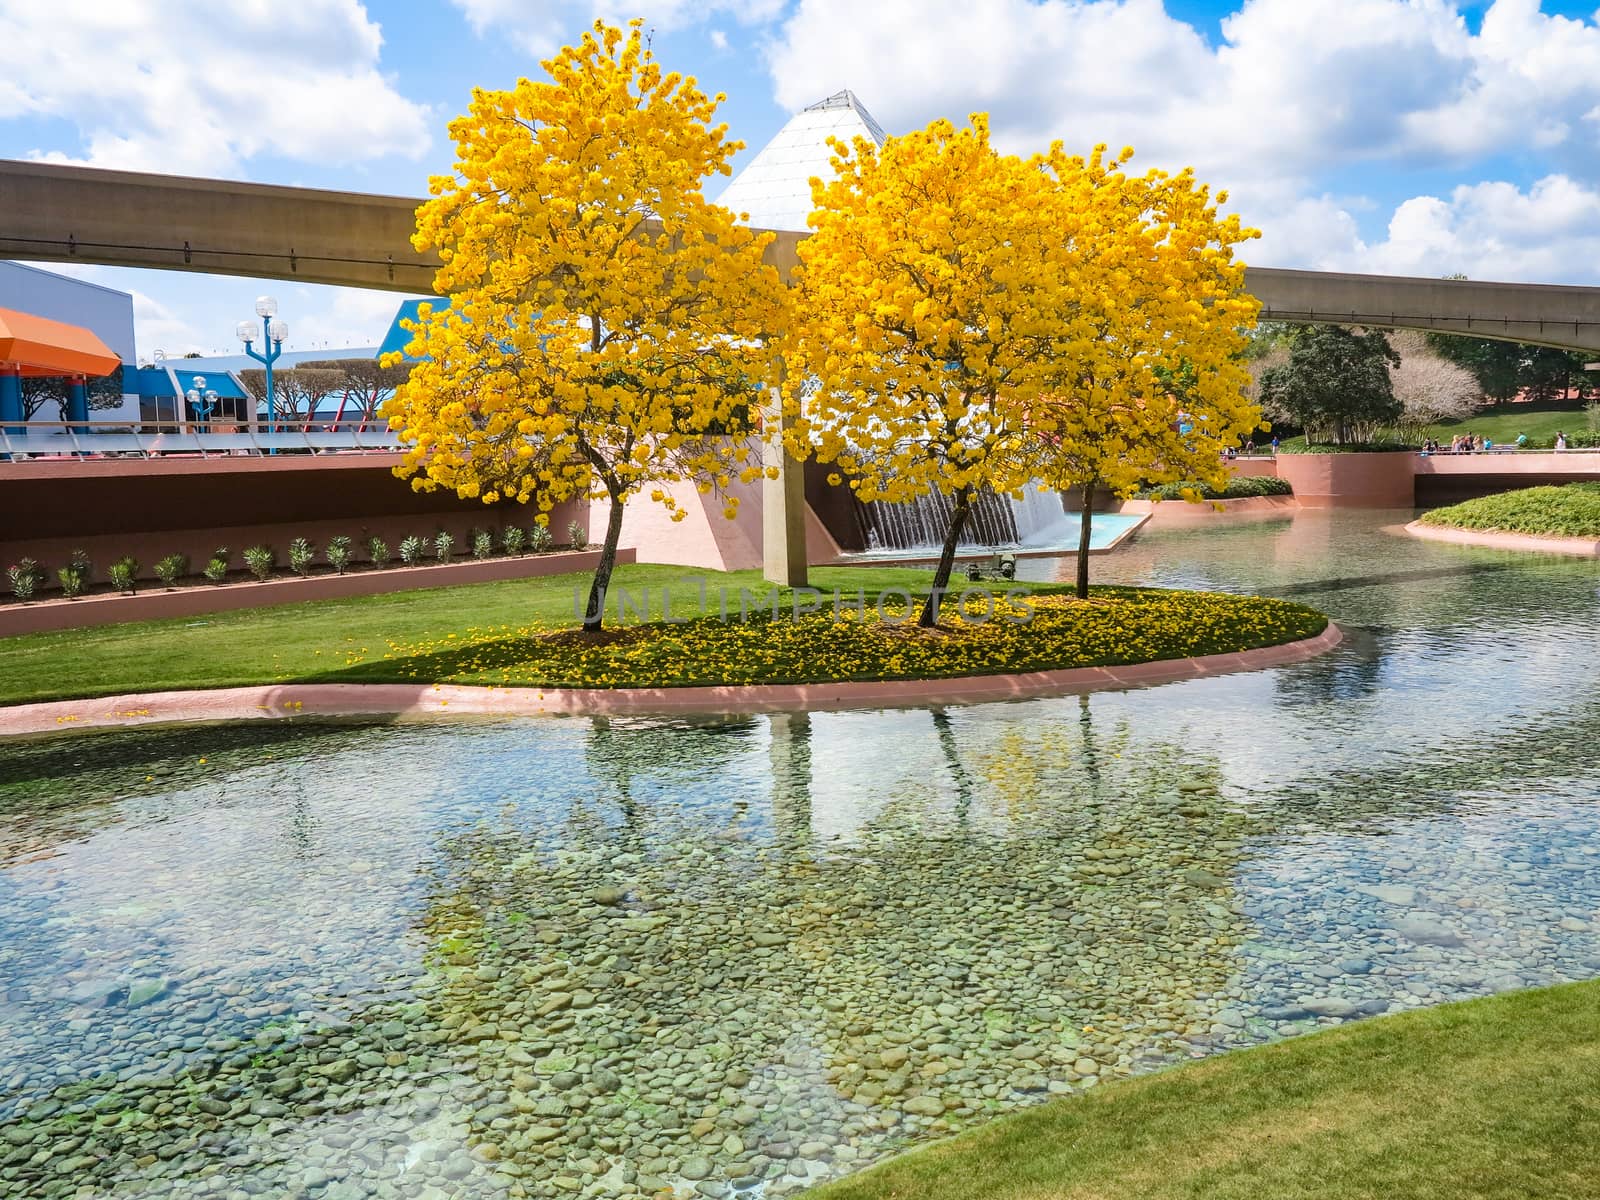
[18,367,125,421]
[241,367,343,428]
[302,359,413,426]
[1260,324,1400,446]
[782,114,1066,626]
[1387,330,1481,442]
[1027,145,1262,598]
[383,20,787,631]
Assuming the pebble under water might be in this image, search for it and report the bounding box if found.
[2,509,1599,1199]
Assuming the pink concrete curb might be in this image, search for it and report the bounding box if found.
[1403,520,1600,557]
[0,623,1342,736]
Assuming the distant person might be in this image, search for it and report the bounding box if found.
[1244,439,1256,455]
[1557,431,1569,450]
[1270,435,1280,455]
[1515,432,1528,449]
[1484,437,1494,450]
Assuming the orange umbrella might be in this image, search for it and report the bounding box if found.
[0,306,121,377]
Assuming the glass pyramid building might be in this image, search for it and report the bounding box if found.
[716,90,888,232]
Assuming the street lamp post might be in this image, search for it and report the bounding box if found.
[185,375,219,434]
[238,296,287,452]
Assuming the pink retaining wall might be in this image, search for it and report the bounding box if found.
[1118,495,1298,521]
[0,548,635,637]
[1274,452,1415,508]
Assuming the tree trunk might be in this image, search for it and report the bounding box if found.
[1075,481,1096,600]
[582,488,627,633]
[918,487,972,628]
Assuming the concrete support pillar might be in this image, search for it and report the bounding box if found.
[762,386,809,588]
[0,367,22,435]
[65,375,89,433]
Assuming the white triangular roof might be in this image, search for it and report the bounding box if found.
[716,90,888,232]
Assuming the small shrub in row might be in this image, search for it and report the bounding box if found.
[4,519,577,602]
[154,554,190,589]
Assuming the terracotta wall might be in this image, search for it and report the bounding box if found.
[0,455,586,583]
[1273,452,1415,508]
[1225,456,1279,479]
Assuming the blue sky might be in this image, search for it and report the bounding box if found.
[6,0,1600,359]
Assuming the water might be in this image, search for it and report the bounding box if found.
[854,485,1069,553]
[843,509,1139,562]
[4,509,1600,1199]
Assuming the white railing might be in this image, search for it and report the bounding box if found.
[0,420,402,459]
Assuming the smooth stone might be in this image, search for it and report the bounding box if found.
[1360,885,1417,906]
[1393,918,1464,947]
[680,1156,713,1181]
[1300,998,1357,1018]
[125,978,169,1009]
[903,1097,945,1116]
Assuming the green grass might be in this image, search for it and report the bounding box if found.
[1420,482,1600,539]
[805,979,1600,1200]
[1420,398,1592,447]
[0,565,1325,706]
[1275,397,1599,452]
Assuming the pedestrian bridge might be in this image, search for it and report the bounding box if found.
[6,158,1600,353]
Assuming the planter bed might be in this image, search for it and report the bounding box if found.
[0,548,636,636]
[1118,495,1299,520]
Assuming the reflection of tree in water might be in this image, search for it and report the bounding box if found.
[0,719,389,863]
[1272,624,1388,706]
[410,712,1256,1195]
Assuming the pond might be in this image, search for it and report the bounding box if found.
[4,509,1599,1199]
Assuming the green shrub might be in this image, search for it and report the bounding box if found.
[567,519,587,550]
[472,529,494,560]
[203,555,229,584]
[326,535,353,575]
[68,548,92,578]
[529,523,554,553]
[7,558,42,601]
[365,535,390,566]
[153,554,190,589]
[288,537,315,577]
[1420,483,1600,539]
[243,545,275,582]
[109,556,140,595]
[1138,476,1293,501]
[1277,441,1414,454]
[57,564,86,598]
[500,526,526,556]
[398,535,425,566]
[434,531,454,563]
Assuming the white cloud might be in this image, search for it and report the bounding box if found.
[451,0,782,55]
[760,0,1600,281]
[1284,174,1600,283]
[0,0,431,176]
[131,290,206,360]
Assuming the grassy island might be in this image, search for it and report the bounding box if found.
[806,979,1600,1200]
[1419,483,1600,540]
[0,565,1326,706]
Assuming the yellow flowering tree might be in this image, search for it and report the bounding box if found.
[382,20,787,629]
[783,115,1070,627]
[1028,145,1262,598]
